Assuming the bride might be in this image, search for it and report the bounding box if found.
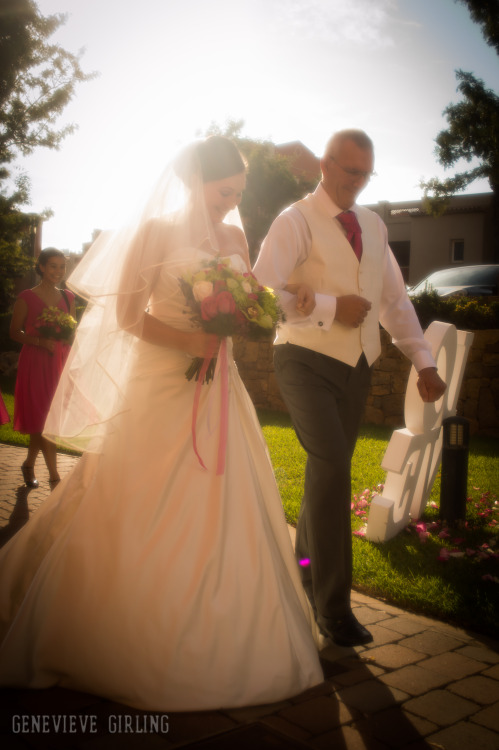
[0,136,323,711]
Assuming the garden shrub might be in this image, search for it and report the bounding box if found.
[411,290,499,330]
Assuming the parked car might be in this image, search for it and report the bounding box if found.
[408,264,499,298]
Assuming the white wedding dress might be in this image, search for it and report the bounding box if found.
[0,249,322,711]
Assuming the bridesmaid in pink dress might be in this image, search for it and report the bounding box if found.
[0,390,8,425]
[9,249,76,488]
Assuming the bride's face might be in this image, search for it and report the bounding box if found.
[203,172,246,224]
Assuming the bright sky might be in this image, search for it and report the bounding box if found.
[16,0,499,252]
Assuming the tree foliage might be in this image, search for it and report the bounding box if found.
[0,0,93,312]
[421,70,499,204]
[1,0,94,186]
[421,2,499,258]
[205,120,317,261]
[455,0,499,54]
[0,201,37,311]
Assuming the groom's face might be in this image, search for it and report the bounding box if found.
[321,139,374,210]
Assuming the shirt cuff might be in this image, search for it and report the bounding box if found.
[413,350,437,372]
[309,293,336,330]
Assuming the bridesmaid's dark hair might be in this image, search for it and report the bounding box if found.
[174,136,246,185]
[35,248,66,276]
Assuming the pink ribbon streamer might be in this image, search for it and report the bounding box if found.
[191,338,229,475]
[216,339,229,476]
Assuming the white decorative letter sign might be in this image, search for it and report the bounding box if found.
[365,321,474,542]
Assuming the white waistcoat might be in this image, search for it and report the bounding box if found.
[274,193,385,367]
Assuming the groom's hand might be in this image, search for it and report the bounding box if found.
[417,367,446,403]
[335,295,371,328]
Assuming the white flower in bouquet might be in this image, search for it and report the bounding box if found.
[192,280,214,302]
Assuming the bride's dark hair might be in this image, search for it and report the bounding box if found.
[174,136,246,184]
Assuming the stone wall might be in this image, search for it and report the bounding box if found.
[233,329,499,437]
[2,329,497,437]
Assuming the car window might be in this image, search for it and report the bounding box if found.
[413,265,498,293]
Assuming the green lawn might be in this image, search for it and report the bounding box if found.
[259,409,498,638]
[2,379,498,637]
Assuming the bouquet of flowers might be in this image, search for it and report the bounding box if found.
[34,307,77,342]
[180,257,284,383]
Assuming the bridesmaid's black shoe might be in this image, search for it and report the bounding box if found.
[21,463,39,489]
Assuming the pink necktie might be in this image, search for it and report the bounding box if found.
[337,211,363,261]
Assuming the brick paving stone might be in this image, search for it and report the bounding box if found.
[420,651,485,681]
[411,617,473,641]
[352,595,405,618]
[329,663,385,687]
[80,733,173,749]
[278,696,353,735]
[311,723,387,749]
[404,689,480,726]
[348,605,391,627]
[427,720,499,750]
[289,682,336,704]
[379,664,448,696]
[361,623,402,647]
[483,664,499,680]
[353,706,438,748]
[321,654,379,680]
[471,702,499,733]
[223,700,292,723]
[155,712,236,746]
[376,616,426,637]
[259,715,313,742]
[399,630,466,656]
[318,644,361,665]
[448,674,499,705]
[363,644,424,670]
[317,657,351,681]
[455,645,499,665]
[335,680,409,714]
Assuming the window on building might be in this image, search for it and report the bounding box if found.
[389,241,411,282]
[451,239,464,263]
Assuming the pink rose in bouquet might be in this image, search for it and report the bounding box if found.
[179,257,284,383]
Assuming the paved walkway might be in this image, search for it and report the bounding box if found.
[0,442,498,750]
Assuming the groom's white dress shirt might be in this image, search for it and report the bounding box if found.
[254,183,435,373]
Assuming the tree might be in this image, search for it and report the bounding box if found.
[0,205,37,311]
[1,0,93,188]
[455,0,499,54]
[239,142,316,261]
[204,120,317,261]
[0,0,94,311]
[421,1,499,259]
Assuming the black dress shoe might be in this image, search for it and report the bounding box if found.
[321,613,373,647]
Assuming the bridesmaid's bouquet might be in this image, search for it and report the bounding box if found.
[34,307,77,342]
[180,257,284,383]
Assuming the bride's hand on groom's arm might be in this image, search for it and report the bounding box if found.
[283,283,316,316]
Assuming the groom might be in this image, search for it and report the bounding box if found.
[254,129,446,646]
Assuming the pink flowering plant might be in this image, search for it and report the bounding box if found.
[179,256,284,382]
[352,485,498,581]
[34,307,77,342]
